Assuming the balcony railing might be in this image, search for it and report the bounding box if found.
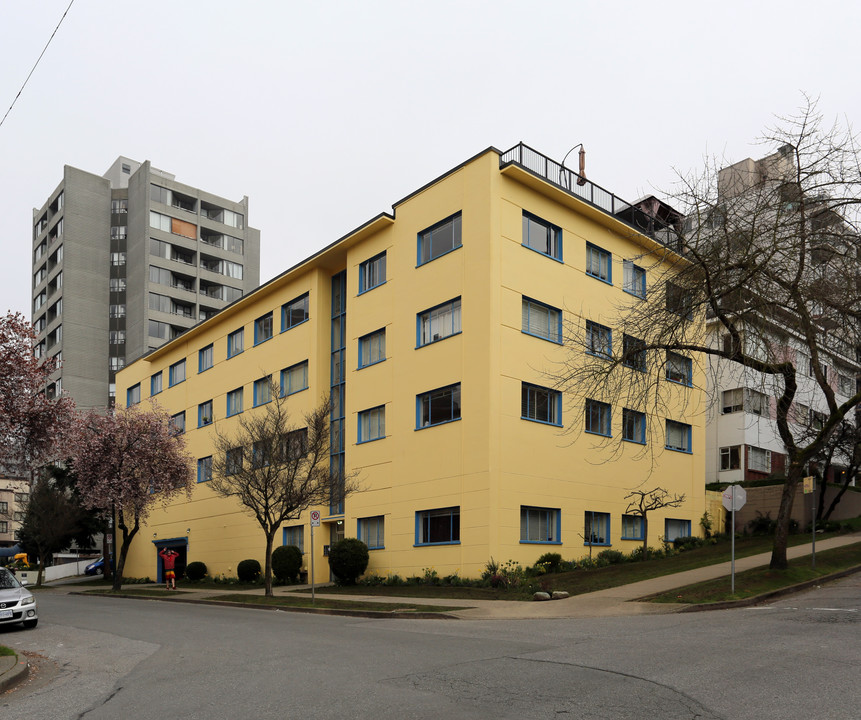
[500,143,682,251]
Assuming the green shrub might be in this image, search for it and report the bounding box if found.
[185,561,207,581]
[596,549,624,565]
[673,536,704,550]
[536,552,563,573]
[328,538,369,585]
[237,558,261,582]
[272,545,303,582]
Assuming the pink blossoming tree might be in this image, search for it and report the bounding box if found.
[72,404,194,591]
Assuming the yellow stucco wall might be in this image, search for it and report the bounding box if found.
[117,148,706,583]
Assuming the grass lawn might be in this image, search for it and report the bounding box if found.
[208,593,470,613]
[306,532,854,601]
[647,542,861,604]
[83,587,188,598]
[0,645,15,657]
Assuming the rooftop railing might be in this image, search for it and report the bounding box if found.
[500,143,682,251]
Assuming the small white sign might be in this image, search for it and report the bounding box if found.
[310,510,321,527]
[722,484,747,512]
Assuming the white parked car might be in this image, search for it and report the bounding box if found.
[0,567,38,629]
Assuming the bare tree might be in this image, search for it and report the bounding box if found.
[624,487,685,560]
[808,419,861,523]
[210,388,357,596]
[557,97,861,569]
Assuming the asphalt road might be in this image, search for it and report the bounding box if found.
[2,575,860,719]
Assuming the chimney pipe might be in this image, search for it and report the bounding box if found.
[577,147,587,186]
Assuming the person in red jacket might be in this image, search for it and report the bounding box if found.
[159,548,179,590]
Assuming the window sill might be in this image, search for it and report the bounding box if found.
[416,331,462,349]
[198,422,213,429]
[522,244,563,263]
[281,318,309,334]
[366,545,385,551]
[226,411,243,418]
[281,386,308,398]
[521,416,562,427]
[227,351,244,360]
[623,289,646,300]
[586,351,612,360]
[416,244,462,268]
[414,541,460,547]
[519,540,562,545]
[622,438,646,445]
[585,429,612,438]
[198,367,212,374]
[584,542,611,547]
[621,536,644,542]
[168,380,185,388]
[253,400,271,408]
[358,358,386,370]
[358,280,386,295]
[521,329,563,345]
[665,446,692,454]
[254,336,273,347]
[415,417,461,431]
[666,378,692,388]
[357,436,385,445]
[585,272,612,285]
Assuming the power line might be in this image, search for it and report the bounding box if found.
[0,0,76,130]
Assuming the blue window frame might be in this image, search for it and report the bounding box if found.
[623,334,646,371]
[226,387,243,417]
[415,507,460,545]
[665,518,692,542]
[585,399,611,436]
[170,411,185,435]
[584,510,610,546]
[522,297,562,343]
[666,419,692,453]
[281,292,309,332]
[522,211,562,261]
[417,298,461,347]
[358,328,385,368]
[358,405,385,443]
[622,408,646,444]
[198,400,213,427]
[358,516,385,550]
[666,352,693,386]
[520,506,561,544]
[168,359,186,387]
[359,251,386,293]
[621,514,644,540]
[283,525,304,553]
[227,328,244,358]
[280,361,308,396]
[586,320,612,358]
[254,312,273,345]
[197,456,212,483]
[199,344,213,373]
[521,382,561,426]
[666,282,692,318]
[127,383,140,406]
[150,372,162,396]
[623,260,646,298]
[417,212,462,266]
[416,383,461,429]
[416,298,461,348]
[253,376,272,407]
[226,447,243,475]
[586,243,612,283]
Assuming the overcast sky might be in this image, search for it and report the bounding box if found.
[1,1,858,317]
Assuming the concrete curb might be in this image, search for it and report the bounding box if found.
[641,563,861,613]
[68,591,462,620]
[0,653,29,694]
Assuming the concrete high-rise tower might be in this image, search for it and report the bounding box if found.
[31,157,260,409]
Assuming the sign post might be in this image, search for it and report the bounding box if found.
[803,476,816,569]
[309,510,321,603]
[722,484,747,594]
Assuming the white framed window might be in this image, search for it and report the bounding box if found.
[748,446,771,473]
[417,298,461,346]
[722,388,743,413]
[719,445,741,470]
[359,252,386,293]
[358,406,385,443]
[623,260,646,298]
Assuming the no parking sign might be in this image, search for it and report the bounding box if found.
[310,510,321,527]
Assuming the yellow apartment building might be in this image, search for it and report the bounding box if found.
[116,144,706,583]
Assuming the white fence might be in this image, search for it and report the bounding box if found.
[18,558,93,584]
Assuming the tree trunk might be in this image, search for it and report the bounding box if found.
[641,517,649,561]
[112,515,139,592]
[770,462,803,569]
[822,475,854,524]
[264,529,275,597]
[816,473,829,522]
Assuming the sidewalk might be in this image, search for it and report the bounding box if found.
[67,531,861,620]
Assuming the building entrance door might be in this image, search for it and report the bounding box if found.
[328,520,344,581]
